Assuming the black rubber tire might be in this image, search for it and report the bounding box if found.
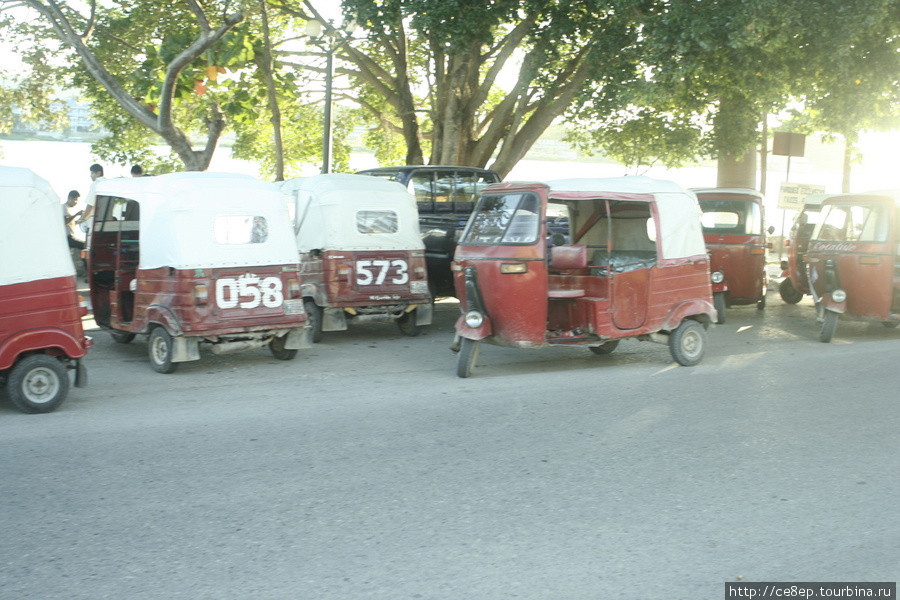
[148,327,178,374]
[779,278,804,304]
[820,310,838,343]
[397,309,422,337]
[7,354,69,414]
[669,320,706,366]
[457,338,480,378]
[269,335,298,360]
[757,292,766,310]
[882,321,900,329]
[713,292,727,324]
[589,340,620,355]
[304,300,324,343]
[110,330,136,344]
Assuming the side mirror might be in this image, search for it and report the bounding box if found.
[767,225,775,234]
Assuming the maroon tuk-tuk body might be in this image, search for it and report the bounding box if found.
[1,166,91,413]
[692,188,769,323]
[805,190,900,342]
[778,194,828,304]
[452,177,715,377]
[87,173,311,373]
[280,175,433,341]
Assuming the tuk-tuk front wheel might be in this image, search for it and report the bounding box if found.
[820,310,839,343]
[269,335,298,361]
[148,327,178,374]
[7,354,69,414]
[457,338,480,378]
[713,292,727,324]
[589,340,620,355]
[397,309,422,337]
[669,320,706,366]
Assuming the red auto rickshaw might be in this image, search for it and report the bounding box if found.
[279,174,433,340]
[1,166,91,412]
[692,187,771,323]
[778,194,828,304]
[805,190,900,342]
[87,173,311,372]
[452,177,716,377]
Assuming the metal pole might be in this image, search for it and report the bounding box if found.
[321,44,334,174]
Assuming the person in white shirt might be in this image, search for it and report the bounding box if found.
[78,163,104,225]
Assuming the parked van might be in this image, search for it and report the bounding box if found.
[356,166,502,296]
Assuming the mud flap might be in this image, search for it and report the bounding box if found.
[323,307,348,332]
[284,326,313,350]
[74,359,88,388]
[172,337,200,363]
[415,302,434,326]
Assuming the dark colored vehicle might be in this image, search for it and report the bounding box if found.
[1,166,91,413]
[693,188,771,324]
[452,177,716,378]
[778,194,828,304]
[356,166,502,296]
[805,190,900,342]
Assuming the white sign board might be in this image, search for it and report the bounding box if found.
[778,182,826,210]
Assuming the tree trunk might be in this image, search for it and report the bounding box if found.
[714,94,759,189]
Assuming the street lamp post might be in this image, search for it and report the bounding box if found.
[305,18,357,175]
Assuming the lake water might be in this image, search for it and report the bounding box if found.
[2,134,897,235]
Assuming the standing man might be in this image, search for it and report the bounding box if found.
[78,163,104,225]
[63,190,84,250]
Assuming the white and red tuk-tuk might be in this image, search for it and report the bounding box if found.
[279,174,432,340]
[452,177,716,377]
[1,166,91,412]
[87,173,311,373]
[805,190,900,342]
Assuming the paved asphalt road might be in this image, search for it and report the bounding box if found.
[1,290,898,599]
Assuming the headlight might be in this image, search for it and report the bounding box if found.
[831,289,847,303]
[711,271,725,284]
[464,310,484,328]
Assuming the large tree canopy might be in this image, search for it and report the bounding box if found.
[566,0,900,188]
[289,0,649,177]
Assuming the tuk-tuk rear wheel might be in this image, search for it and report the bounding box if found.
[397,310,422,337]
[110,330,136,344]
[669,320,706,366]
[148,327,178,374]
[304,300,323,343]
[457,338,480,378]
[269,335,298,360]
[779,278,803,304]
[8,354,69,414]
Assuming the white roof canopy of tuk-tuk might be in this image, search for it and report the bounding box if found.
[91,172,299,270]
[279,174,424,252]
[544,177,707,260]
[0,166,74,286]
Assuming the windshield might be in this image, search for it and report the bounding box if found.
[460,192,540,245]
[699,199,762,235]
[813,203,888,242]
